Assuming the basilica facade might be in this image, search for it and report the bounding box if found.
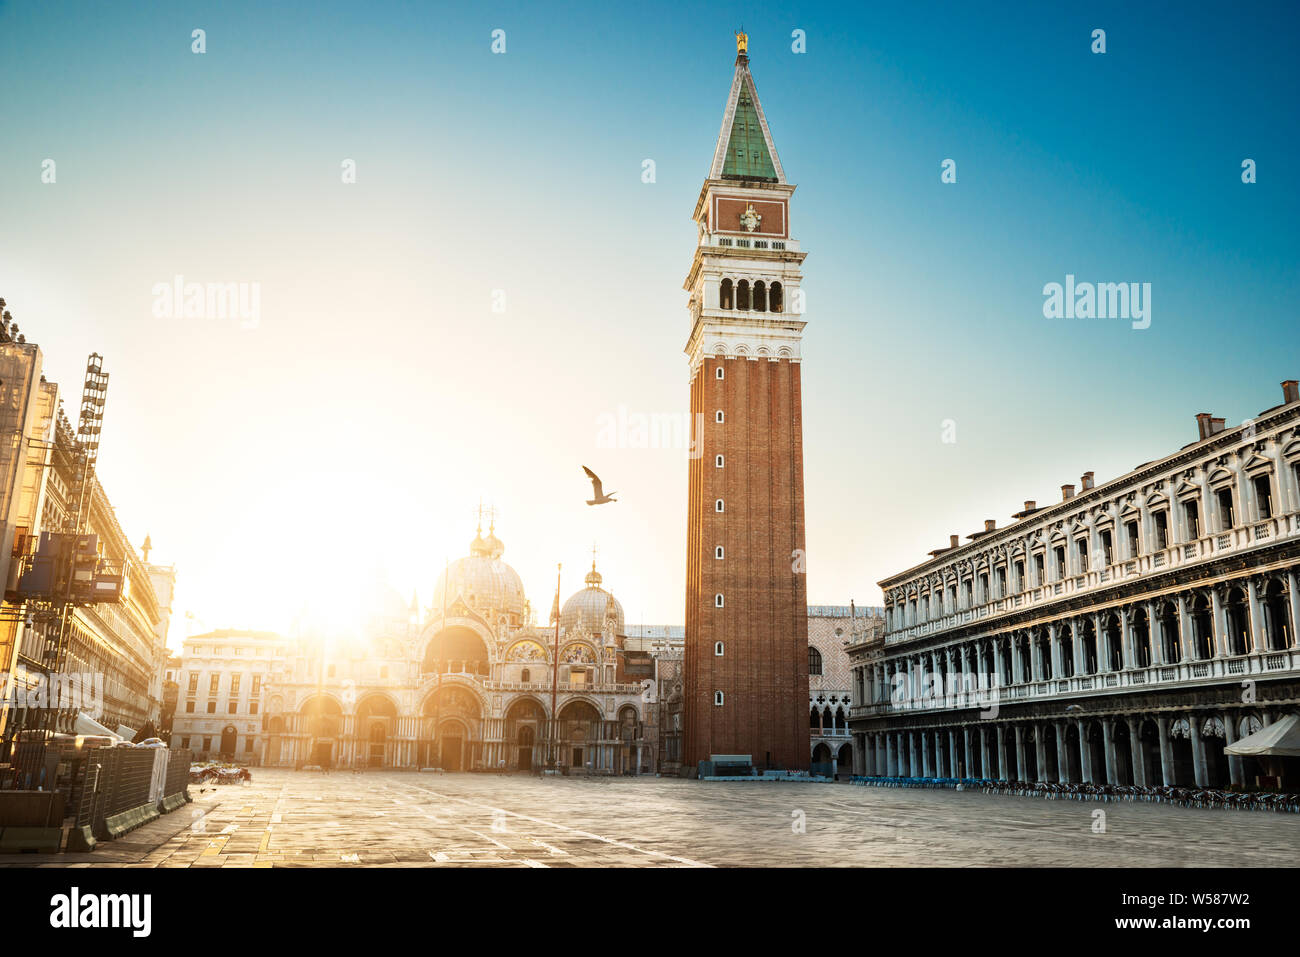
[260,526,652,773]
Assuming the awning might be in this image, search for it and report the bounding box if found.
[1225,714,1300,757]
[115,725,137,741]
[74,713,119,739]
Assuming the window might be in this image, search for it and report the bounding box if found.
[715,454,724,468]
[962,580,972,607]
[1216,488,1235,530]
[716,410,724,423]
[208,674,220,695]
[995,567,1007,597]
[1034,553,1045,584]
[720,278,734,309]
[715,499,725,512]
[715,546,724,559]
[202,737,212,753]
[769,281,783,313]
[180,737,190,749]
[230,674,241,695]
[228,702,237,714]
[1077,538,1089,572]
[715,594,725,607]
[206,701,216,714]
[187,674,198,694]
[249,702,258,715]
[1253,474,1273,519]
[737,280,750,310]
[753,280,767,312]
[716,366,725,380]
[1184,500,1201,539]
[978,572,989,601]
[1014,559,1025,590]
[1054,546,1066,579]
[1101,529,1114,565]
[251,675,261,696]
[809,647,823,675]
[714,641,724,656]
[1153,510,1169,550]
[714,691,724,706]
[185,701,195,713]
[245,737,256,753]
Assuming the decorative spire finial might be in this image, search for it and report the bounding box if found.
[735,28,748,56]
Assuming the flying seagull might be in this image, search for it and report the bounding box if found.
[582,466,617,505]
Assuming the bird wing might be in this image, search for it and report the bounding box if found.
[582,465,603,497]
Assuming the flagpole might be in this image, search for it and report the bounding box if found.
[550,562,561,769]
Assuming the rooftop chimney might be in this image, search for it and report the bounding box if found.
[1024,501,1035,511]
[1195,412,1213,441]
[949,534,960,549]
[1211,417,1225,435]
[1284,380,1299,404]
[1081,471,1095,491]
[1061,484,1075,501]
[984,519,996,532]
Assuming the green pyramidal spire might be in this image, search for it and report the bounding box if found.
[722,86,778,181]
[710,33,785,184]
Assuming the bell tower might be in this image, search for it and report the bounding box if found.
[683,32,810,772]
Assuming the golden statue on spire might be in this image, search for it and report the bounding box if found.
[735,29,748,55]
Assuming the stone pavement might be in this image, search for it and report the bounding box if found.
[4,769,1297,867]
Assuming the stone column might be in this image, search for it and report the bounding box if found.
[1101,720,1117,785]
[1034,724,1048,783]
[1156,716,1175,786]
[1177,595,1192,662]
[1073,618,1087,677]
[1288,570,1300,649]
[1095,613,1111,671]
[1189,714,1208,787]
[948,729,959,779]
[1211,589,1228,657]
[909,732,919,778]
[1055,722,1070,783]
[1014,724,1026,782]
[1222,713,1244,787]
[1147,601,1162,665]
[978,726,989,779]
[1076,719,1093,784]
[996,725,1007,781]
[1247,578,1262,654]
[885,733,896,776]
[1011,635,1023,685]
[1048,623,1060,680]
[1126,715,1147,786]
[963,727,973,779]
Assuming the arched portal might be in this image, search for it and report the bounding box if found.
[356,694,398,768]
[557,699,602,772]
[505,697,547,771]
[300,695,342,768]
[420,685,483,771]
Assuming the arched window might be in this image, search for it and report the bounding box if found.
[715,454,724,468]
[521,668,530,683]
[719,278,734,310]
[715,410,725,423]
[715,366,725,380]
[809,647,823,676]
[715,593,725,608]
[714,691,724,706]
[715,499,724,512]
[715,545,724,559]
[736,280,751,311]
[753,281,767,312]
[714,641,724,656]
[769,281,783,313]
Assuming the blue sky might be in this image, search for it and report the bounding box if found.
[1,0,1296,637]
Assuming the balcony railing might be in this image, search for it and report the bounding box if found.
[885,513,1300,644]
[852,649,1300,717]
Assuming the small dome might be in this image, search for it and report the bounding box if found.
[432,527,527,620]
[561,563,625,636]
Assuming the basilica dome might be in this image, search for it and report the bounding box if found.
[431,527,528,621]
[560,565,625,637]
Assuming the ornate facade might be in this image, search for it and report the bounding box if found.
[849,381,1300,791]
[261,527,652,773]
